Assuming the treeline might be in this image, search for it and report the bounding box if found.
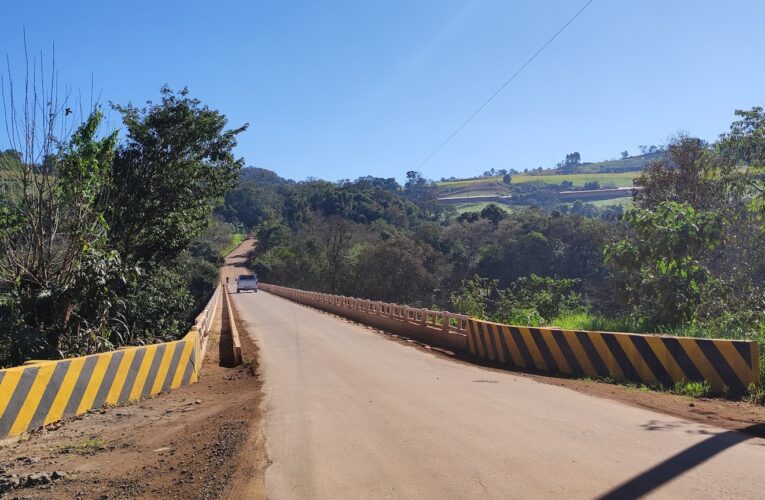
[221,107,765,399]
[0,87,245,367]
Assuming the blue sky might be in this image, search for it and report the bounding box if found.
[2,1,764,181]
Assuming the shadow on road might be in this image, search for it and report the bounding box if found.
[598,423,765,499]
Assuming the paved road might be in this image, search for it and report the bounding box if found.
[233,290,765,499]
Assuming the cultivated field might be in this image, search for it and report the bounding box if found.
[511,171,638,187]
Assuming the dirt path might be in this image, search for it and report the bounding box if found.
[0,239,265,499]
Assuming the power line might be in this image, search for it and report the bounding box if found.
[416,0,595,170]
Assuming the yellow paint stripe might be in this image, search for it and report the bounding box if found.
[615,335,658,385]
[678,340,725,390]
[563,330,598,377]
[466,321,478,355]
[105,349,137,406]
[644,336,686,384]
[129,346,157,400]
[171,341,194,389]
[501,326,526,367]
[0,369,23,417]
[44,357,86,424]
[481,325,496,361]
[518,327,547,371]
[490,324,505,364]
[150,342,176,395]
[588,332,624,379]
[540,330,571,374]
[76,353,113,414]
[9,363,57,435]
[716,342,755,385]
[473,322,486,358]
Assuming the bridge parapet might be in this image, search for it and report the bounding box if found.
[260,284,760,394]
[259,284,470,352]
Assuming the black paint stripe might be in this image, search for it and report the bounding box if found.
[162,343,186,393]
[476,322,489,359]
[181,356,195,386]
[661,338,703,382]
[629,336,673,386]
[142,344,167,398]
[92,352,125,410]
[62,356,100,418]
[27,361,72,431]
[603,335,640,382]
[482,322,499,360]
[732,342,752,367]
[530,328,556,372]
[552,331,583,376]
[497,327,515,368]
[575,332,609,378]
[118,348,147,404]
[696,340,746,393]
[509,327,534,369]
[0,367,40,437]
[489,324,504,362]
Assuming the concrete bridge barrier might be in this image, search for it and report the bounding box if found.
[259,284,469,352]
[260,284,760,393]
[0,284,222,440]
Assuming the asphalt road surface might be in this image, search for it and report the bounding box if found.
[232,290,765,499]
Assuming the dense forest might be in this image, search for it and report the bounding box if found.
[220,107,765,398]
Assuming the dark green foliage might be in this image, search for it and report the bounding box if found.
[606,202,721,327]
[0,87,245,367]
[109,86,247,265]
[450,275,582,326]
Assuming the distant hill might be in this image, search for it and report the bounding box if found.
[567,151,661,174]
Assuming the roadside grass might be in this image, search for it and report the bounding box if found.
[60,437,107,455]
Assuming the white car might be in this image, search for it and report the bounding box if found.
[236,275,258,293]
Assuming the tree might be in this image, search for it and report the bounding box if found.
[480,203,508,226]
[0,110,119,360]
[353,235,434,303]
[621,150,629,159]
[605,202,722,327]
[557,152,581,172]
[108,87,247,265]
[633,136,722,211]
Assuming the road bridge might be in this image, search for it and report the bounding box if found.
[233,290,765,499]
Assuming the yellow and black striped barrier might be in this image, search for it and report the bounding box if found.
[0,330,200,440]
[466,320,760,393]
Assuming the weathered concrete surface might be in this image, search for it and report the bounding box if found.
[234,290,765,500]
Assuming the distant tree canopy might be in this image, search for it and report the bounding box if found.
[557,152,581,172]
